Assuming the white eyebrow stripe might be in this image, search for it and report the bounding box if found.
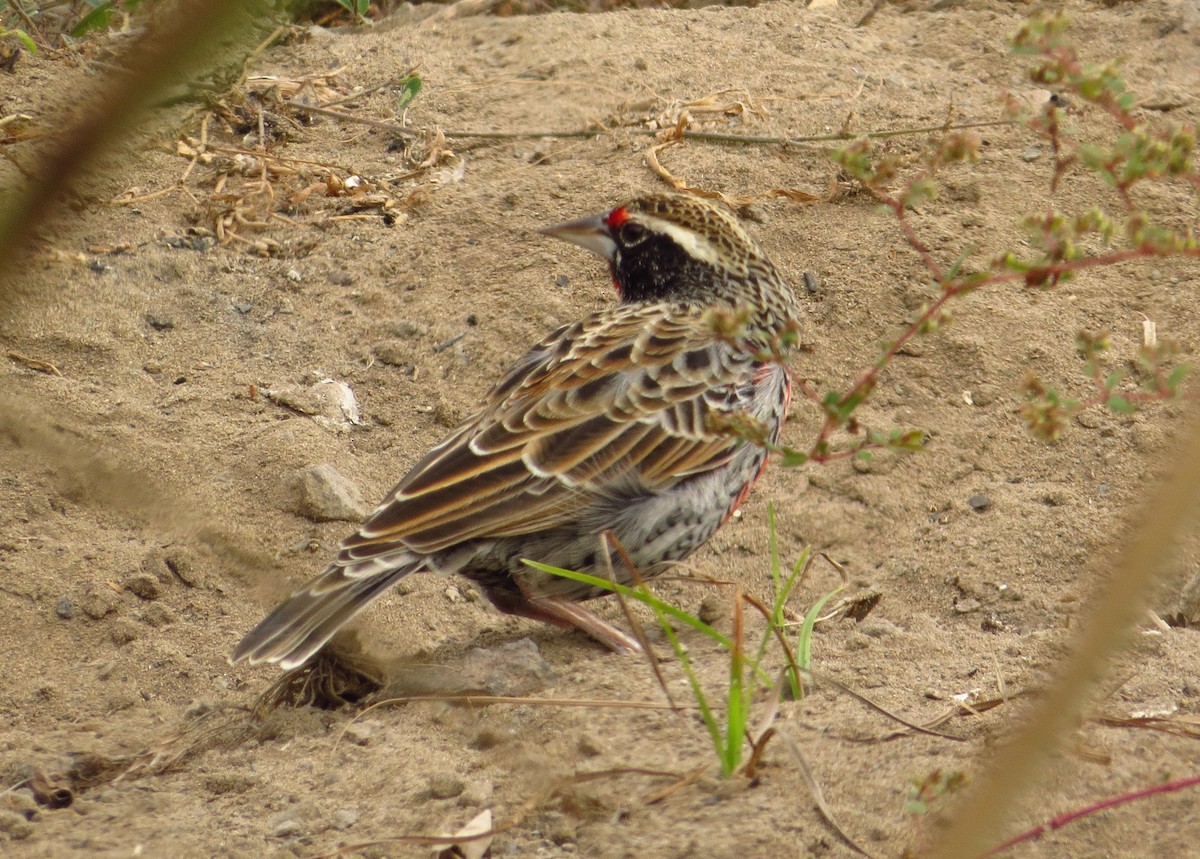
[640,216,721,266]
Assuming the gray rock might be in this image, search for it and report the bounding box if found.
[461,638,555,696]
[285,464,371,523]
[55,597,74,619]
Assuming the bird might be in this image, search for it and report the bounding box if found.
[231,192,801,670]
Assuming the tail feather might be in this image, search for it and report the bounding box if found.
[230,561,419,670]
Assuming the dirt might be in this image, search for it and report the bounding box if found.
[1,0,1199,856]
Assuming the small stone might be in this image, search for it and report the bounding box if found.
[332,808,359,830]
[391,321,428,339]
[461,638,555,696]
[145,313,174,331]
[80,585,120,620]
[108,620,140,645]
[55,597,74,619]
[967,494,991,512]
[203,773,255,795]
[123,573,162,601]
[286,268,302,282]
[272,819,303,838]
[0,809,33,840]
[270,803,319,838]
[1021,146,1042,162]
[233,301,253,314]
[458,779,494,807]
[428,772,466,799]
[6,788,38,818]
[860,618,901,638]
[139,603,178,628]
[844,632,871,651]
[445,586,463,603]
[343,720,380,746]
[163,548,203,587]
[576,736,603,758]
[970,384,1000,406]
[373,339,417,367]
[286,464,371,523]
[555,275,570,288]
[953,598,982,614]
[696,594,728,626]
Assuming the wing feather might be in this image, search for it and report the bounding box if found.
[340,305,760,558]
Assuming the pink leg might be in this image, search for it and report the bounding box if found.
[486,589,642,654]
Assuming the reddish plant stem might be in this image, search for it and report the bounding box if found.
[980,773,1200,857]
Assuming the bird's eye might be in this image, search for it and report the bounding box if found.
[618,221,648,245]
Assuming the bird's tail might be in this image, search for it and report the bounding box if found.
[229,560,419,670]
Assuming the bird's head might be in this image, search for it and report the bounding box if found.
[540,193,793,314]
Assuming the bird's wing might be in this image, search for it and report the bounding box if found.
[340,305,761,560]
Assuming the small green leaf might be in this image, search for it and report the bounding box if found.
[1107,395,1135,414]
[13,28,36,53]
[397,75,422,109]
[71,4,113,37]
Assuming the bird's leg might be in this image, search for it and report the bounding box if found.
[485,587,642,654]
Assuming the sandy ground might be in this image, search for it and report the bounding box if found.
[2,0,1200,856]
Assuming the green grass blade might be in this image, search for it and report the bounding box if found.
[523,560,734,650]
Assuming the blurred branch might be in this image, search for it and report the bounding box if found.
[928,406,1200,858]
[0,0,265,306]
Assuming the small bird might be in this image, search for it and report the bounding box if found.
[231,193,800,670]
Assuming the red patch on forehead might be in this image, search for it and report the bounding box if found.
[605,206,630,228]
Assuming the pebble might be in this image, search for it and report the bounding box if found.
[144,313,175,331]
[0,809,34,840]
[461,638,555,696]
[342,720,381,746]
[108,620,141,645]
[123,573,162,601]
[286,464,371,522]
[55,597,74,619]
[139,604,178,628]
[1021,146,1042,162]
[391,321,429,339]
[428,772,466,799]
[332,808,359,830]
[272,819,303,838]
[79,585,120,620]
[953,598,982,614]
[967,493,991,512]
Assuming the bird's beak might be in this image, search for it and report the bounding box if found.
[539,213,617,262]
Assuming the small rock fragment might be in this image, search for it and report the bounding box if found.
[80,585,120,620]
[967,494,991,512]
[461,638,555,696]
[286,464,371,523]
[139,604,178,627]
[332,808,359,830]
[342,720,381,746]
[55,597,74,619]
[123,573,162,601]
[428,772,466,800]
[0,809,34,840]
[108,620,141,645]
